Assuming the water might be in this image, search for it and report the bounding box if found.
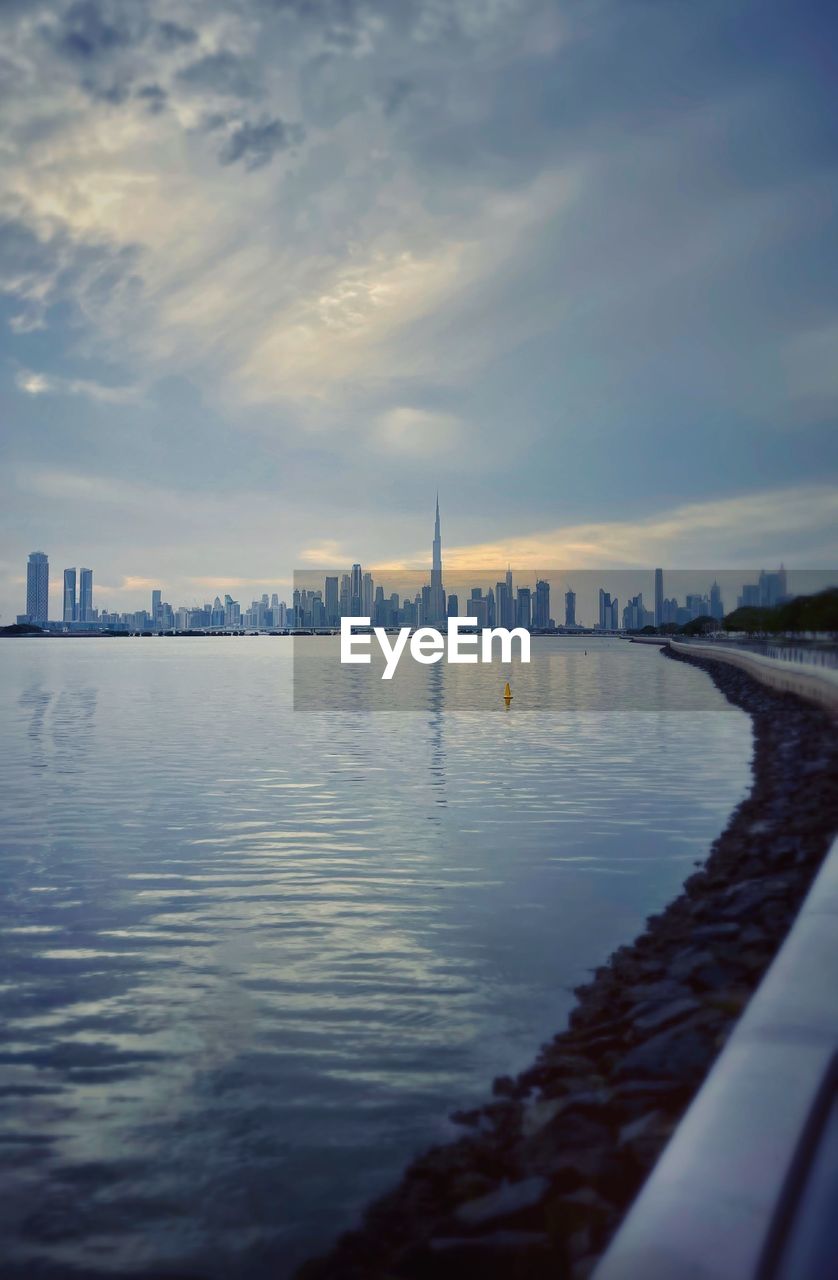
[0,637,751,1278]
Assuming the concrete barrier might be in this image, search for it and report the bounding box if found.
[668,639,838,716]
[593,834,838,1280]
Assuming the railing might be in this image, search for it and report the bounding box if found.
[678,636,838,671]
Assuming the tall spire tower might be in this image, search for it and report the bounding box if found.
[429,493,446,622]
[433,492,442,575]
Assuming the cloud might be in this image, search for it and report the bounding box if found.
[783,323,838,410]
[374,406,464,456]
[176,50,261,99]
[1,0,837,628]
[154,21,197,50]
[441,485,838,570]
[0,211,142,334]
[48,1,136,62]
[136,83,167,114]
[15,367,140,403]
[299,539,345,564]
[217,116,304,169]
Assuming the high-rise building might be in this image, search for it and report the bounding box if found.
[495,579,513,628]
[428,493,446,622]
[325,576,339,626]
[516,587,531,628]
[534,579,551,629]
[224,594,241,629]
[598,588,612,630]
[78,568,93,623]
[565,588,576,628]
[26,551,49,625]
[350,563,363,615]
[654,568,664,627]
[151,588,161,622]
[362,571,374,618]
[759,567,787,607]
[738,583,760,608]
[63,568,77,624]
[710,580,723,620]
[686,593,709,619]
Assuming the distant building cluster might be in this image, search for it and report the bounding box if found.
[735,568,789,610]
[294,500,558,633]
[293,567,555,632]
[15,517,792,636]
[592,575,728,633]
[139,591,290,634]
[616,571,727,631]
[17,552,289,634]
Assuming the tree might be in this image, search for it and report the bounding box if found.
[723,589,838,635]
[680,616,716,636]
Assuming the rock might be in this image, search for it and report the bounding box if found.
[623,978,692,1006]
[631,996,700,1034]
[669,947,718,981]
[702,986,752,1016]
[521,1097,565,1138]
[454,1176,549,1227]
[615,1022,717,1085]
[570,1255,602,1280]
[618,1110,667,1148]
[690,922,741,940]
[492,1074,525,1099]
[429,1229,550,1251]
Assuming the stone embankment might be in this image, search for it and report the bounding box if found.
[298,648,838,1280]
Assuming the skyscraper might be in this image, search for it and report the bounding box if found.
[324,576,339,626]
[362,571,374,618]
[710,580,723,620]
[350,563,363,615]
[654,568,664,627]
[63,568,77,624]
[598,588,612,630]
[78,568,93,623]
[516,586,531,628]
[534,579,550,629]
[26,551,49,625]
[151,588,161,622]
[565,588,576,628]
[428,493,445,623]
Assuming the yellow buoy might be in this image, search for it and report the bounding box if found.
[503,681,513,701]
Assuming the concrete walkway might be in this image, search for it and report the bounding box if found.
[668,638,838,715]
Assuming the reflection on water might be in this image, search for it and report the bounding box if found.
[292,632,760,710]
[0,638,751,1278]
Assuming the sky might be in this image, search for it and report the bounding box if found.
[1,0,837,620]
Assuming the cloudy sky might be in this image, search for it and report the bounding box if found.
[1,0,836,618]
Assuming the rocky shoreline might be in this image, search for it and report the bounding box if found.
[298,648,838,1280]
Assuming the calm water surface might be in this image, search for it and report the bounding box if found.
[0,638,751,1278]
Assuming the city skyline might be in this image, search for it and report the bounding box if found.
[14,499,831,634]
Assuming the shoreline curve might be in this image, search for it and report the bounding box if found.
[297,646,838,1280]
